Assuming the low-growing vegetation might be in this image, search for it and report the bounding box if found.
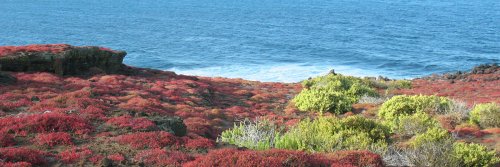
[393,111,440,137]
[470,103,500,128]
[293,74,377,114]
[453,142,500,167]
[219,118,281,150]
[378,95,452,129]
[220,116,390,152]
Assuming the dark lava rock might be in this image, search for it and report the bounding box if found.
[420,64,500,82]
[149,116,187,137]
[0,44,126,75]
[471,64,500,74]
[0,71,16,85]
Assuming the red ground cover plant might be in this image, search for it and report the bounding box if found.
[396,75,500,105]
[0,132,15,147]
[107,153,126,163]
[0,147,50,166]
[118,96,167,114]
[0,93,32,112]
[0,44,71,57]
[112,131,182,149]
[58,147,93,164]
[183,149,383,167]
[88,155,105,164]
[325,150,384,167]
[106,115,157,131]
[34,132,73,147]
[0,113,92,135]
[0,162,32,167]
[453,126,487,138]
[183,137,216,150]
[134,148,193,166]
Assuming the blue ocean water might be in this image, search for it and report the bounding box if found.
[0,0,499,82]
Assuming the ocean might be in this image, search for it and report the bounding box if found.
[0,0,499,82]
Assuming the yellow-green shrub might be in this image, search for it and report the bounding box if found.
[410,127,450,148]
[293,74,376,114]
[378,95,451,129]
[292,88,353,114]
[453,142,500,167]
[219,119,281,150]
[366,79,412,90]
[274,117,340,152]
[393,111,440,137]
[469,103,500,128]
[390,80,412,89]
[334,115,390,141]
[275,116,389,152]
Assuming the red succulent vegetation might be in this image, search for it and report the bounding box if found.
[0,44,71,57]
[396,74,500,105]
[0,113,92,135]
[134,148,193,166]
[107,153,126,163]
[0,132,15,147]
[58,147,93,164]
[106,115,157,131]
[113,131,182,149]
[34,132,73,147]
[183,149,383,167]
[0,162,32,167]
[183,137,216,150]
[0,147,50,166]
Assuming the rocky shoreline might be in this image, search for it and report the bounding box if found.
[0,44,498,167]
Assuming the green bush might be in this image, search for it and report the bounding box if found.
[363,79,412,90]
[274,117,340,152]
[469,103,500,128]
[292,88,353,114]
[410,127,450,148]
[405,138,459,167]
[293,74,377,114]
[275,116,389,152]
[453,142,500,167]
[378,95,451,129]
[219,119,281,150]
[334,115,390,141]
[393,111,440,137]
[390,80,412,89]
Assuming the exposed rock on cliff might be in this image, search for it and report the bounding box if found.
[0,44,126,75]
[0,72,16,85]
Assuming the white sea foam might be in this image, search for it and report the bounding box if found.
[167,64,384,83]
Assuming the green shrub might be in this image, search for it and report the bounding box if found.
[469,103,500,128]
[393,111,440,137]
[389,80,412,89]
[378,95,451,128]
[292,88,353,114]
[405,139,459,167]
[334,115,390,141]
[453,142,500,167]
[363,79,412,90]
[410,127,450,148]
[274,117,340,152]
[403,127,459,166]
[275,116,389,152]
[219,119,281,150]
[293,74,377,114]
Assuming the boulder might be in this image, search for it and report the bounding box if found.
[0,44,126,75]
